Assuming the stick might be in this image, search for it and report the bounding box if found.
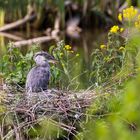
[13,36,55,47]
[0,14,36,32]
[0,32,23,41]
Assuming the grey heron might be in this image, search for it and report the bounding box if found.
[25,51,57,92]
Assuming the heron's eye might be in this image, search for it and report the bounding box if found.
[41,56,47,61]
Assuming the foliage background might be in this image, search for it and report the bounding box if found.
[0,0,140,140]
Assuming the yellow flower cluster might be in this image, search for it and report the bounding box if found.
[118,6,138,21]
[67,50,74,53]
[110,25,119,33]
[120,27,124,32]
[76,53,80,57]
[118,13,123,22]
[65,45,72,50]
[60,52,64,57]
[64,44,80,56]
[100,44,106,49]
[135,15,140,28]
[64,44,75,53]
[110,26,124,33]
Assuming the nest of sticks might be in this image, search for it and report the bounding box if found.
[0,85,98,139]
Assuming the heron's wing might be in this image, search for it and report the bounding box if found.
[26,66,50,92]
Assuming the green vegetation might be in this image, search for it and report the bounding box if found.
[0,1,140,140]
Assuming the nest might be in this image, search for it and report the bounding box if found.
[0,85,98,139]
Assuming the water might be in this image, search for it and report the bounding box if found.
[0,29,107,53]
[66,29,107,62]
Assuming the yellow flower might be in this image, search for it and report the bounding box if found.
[119,46,125,51]
[104,56,110,62]
[110,25,119,33]
[62,63,65,67]
[122,6,138,21]
[135,21,139,27]
[76,53,80,57]
[120,27,124,32]
[100,44,106,49]
[135,14,140,29]
[138,15,140,20]
[60,52,63,57]
[118,13,122,22]
[67,50,74,53]
[65,45,72,50]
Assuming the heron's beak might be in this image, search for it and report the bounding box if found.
[48,59,58,64]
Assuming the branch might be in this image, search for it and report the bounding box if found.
[0,32,24,41]
[13,36,55,47]
[0,14,36,32]
[119,2,128,12]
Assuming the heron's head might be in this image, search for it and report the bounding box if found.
[34,51,57,66]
